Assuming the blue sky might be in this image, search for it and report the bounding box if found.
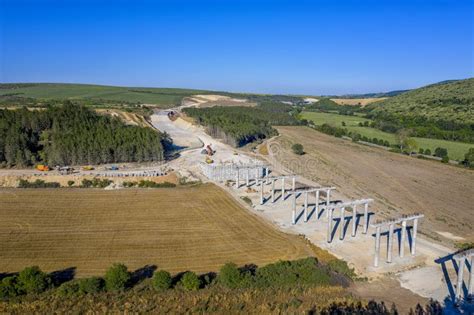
[0,0,473,95]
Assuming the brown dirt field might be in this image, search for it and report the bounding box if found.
[271,126,474,244]
[330,98,386,106]
[0,184,315,277]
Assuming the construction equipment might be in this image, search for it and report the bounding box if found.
[82,166,94,171]
[205,157,214,164]
[109,166,119,171]
[206,144,215,156]
[58,166,74,175]
[36,165,50,172]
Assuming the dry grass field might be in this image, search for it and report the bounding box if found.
[330,98,386,106]
[0,184,314,277]
[271,126,474,244]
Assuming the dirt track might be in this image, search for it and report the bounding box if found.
[272,126,474,244]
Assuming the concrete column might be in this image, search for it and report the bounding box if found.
[387,223,394,263]
[327,208,333,243]
[292,177,296,192]
[468,256,474,300]
[246,169,249,186]
[304,192,308,222]
[456,258,465,304]
[315,190,320,218]
[236,169,240,188]
[326,189,331,218]
[265,167,269,178]
[260,180,264,205]
[411,218,418,255]
[351,204,357,237]
[255,167,258,179]
[292,192,297,225]
[400,220,407,258]
[363,203,369,234]
[271,179,275,203]
[374,226,381,267]
[339,206,345,240]
[281,178,285,200]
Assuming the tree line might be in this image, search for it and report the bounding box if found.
[0,103,170,167]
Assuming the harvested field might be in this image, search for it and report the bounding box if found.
[330,98,386,106]
[271,126,474,244]
[0,184,314,277]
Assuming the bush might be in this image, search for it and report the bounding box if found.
[351,133,361,142]
[441,156,450,163]
[424,148,432,155]
[18,179,60,188]
[434,147,448,158]
[0,276,20,299]
[218,263,245,289]
[67,180,75,187]
[81,178,112,188]
[418,148,424,154]
[152,270,172,291]
[137,180,176,188]
[104,263,130,292]
[463,148,474,167]
[180,272,201,291]
[326,259,356,279]
[78,277,103,294]
[291,143,304,155]
[56,281,80,297]
[341,121,346,126]
[17,266,50,294]
[383,140,390,147]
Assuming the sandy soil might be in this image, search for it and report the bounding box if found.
[183,95,256,108]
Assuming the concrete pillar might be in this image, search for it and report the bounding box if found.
[456,258,465,304]
[271,179,275,203]
[265,167,269,178]
[363,203,369,234]
[327,208,333,243]
[315,190,320,219]
[387,223,394,263]
[400,220,407,258]
[411,218,418,255]
[374,226,381,267]
[326,189,331,218]
[292,192,297,225]
[292,177,296,192]
[236,169,240,188]
[281,178,285,200]
[246,169,249,186]
[468,256,474,300]
[260,180,264,205]
[304,192,308,222]
[339,206,345,240]
[351,204,357,237]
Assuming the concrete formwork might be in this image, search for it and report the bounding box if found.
[370,214,424,267]
[200,162,268,183]
[452,249,474,305]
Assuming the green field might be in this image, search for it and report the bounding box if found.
[302,111,473,160]
[0,83,212,107]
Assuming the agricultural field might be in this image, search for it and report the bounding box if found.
[271,126,474,243]
[0,83,212,107]
[330,98,386,106]
[301,111,473,160]
[0,184,315,277]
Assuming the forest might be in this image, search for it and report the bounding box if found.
[183,102,302,147]
[0,103,168,167]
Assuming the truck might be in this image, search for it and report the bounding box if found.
[36,165,50,172]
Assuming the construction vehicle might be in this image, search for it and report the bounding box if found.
[82,166,94,171]
[108,165,119,171]
[58,166,74,175]
[36,164,50,172]
[205,157,214,164]
[205,144,215,156]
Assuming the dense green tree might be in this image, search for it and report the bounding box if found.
[104,263,130,292]
[180,272,201,291]
[291,143,304,155]
[17,266,50,294]
[152,270,172,291]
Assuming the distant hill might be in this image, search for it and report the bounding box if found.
[0,83,214,107]
[336,89,410,99]
[367,78,474,143]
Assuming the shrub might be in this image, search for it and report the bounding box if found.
[341,121,346,126]
[372,138,378,144]
[152,270,172,291]
[67,180,75,187]
[291,143,304,155]
[326,259,356,279]
[78,277,103,294]
[418,148,424,154]
[0,276,20,299]
[362,136,368,142]
[424,148,432,156]
[383,140,390,147]
[137,180,176,188]
[17,266,50,294]
[18,179,60,188]
[81,178,112,188]
[56,280,80,297]
[434,147,448,158]
[441,156,449,163]
[104,263,130,292]
[180,272,201,291]
[351,133,361,142]
[218,263,244,289]
[463,148,474,167]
